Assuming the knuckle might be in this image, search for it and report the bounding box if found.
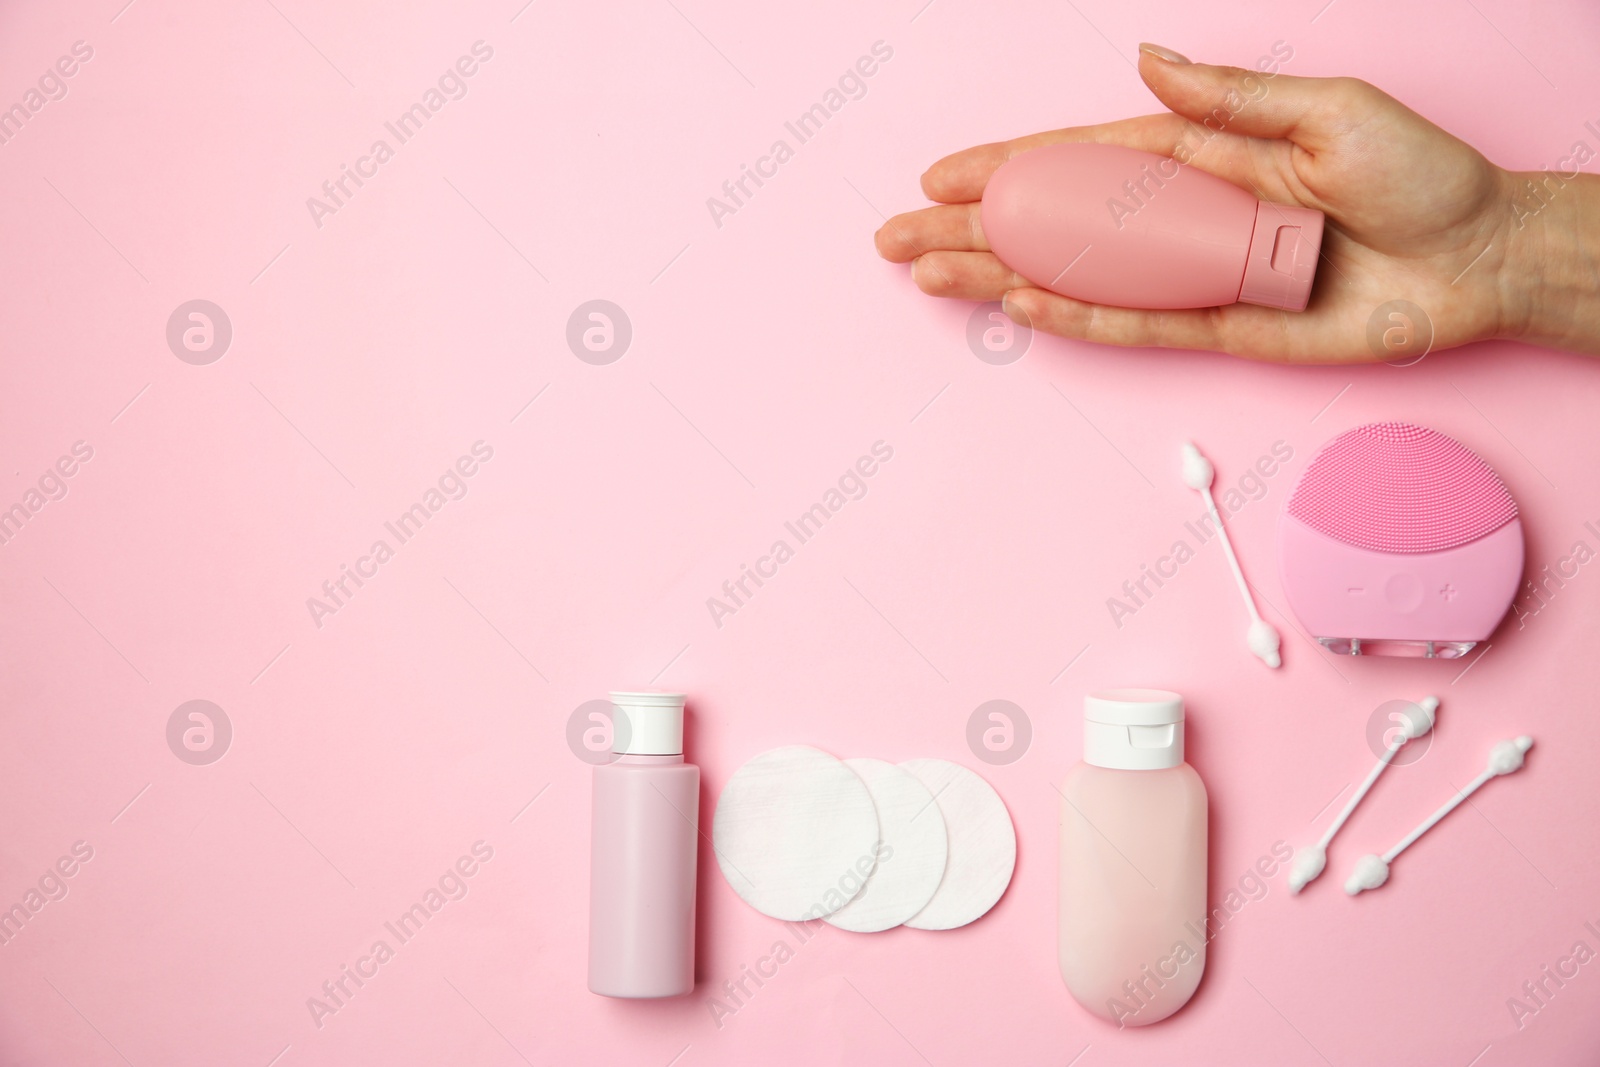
[1329,76,1378,108]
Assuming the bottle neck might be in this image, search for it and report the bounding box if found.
[614,753,683,765]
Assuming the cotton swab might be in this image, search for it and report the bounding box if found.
[1180,442,1282,668]
[1287,696,1438,893]
[1344,735,1534,896]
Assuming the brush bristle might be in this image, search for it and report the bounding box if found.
[1288,422,1517,554]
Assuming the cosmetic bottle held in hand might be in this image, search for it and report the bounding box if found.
[1059,690,1208,1026]
[588,692,699,998]
[983,143,1324,311]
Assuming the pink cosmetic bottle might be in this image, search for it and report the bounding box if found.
[1059,690,1207,1027]
[982,143,1324,311]
[588,692,699,999]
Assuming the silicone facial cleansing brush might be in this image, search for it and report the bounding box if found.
[1278,422,1523,658]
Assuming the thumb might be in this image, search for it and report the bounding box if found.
[1136,44,1354,150]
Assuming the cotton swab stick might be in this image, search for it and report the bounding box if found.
[1180,442,1282,668]
[1344,735,1534,896]
[1288,696,1438,893]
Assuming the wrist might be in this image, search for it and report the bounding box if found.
[1498,166,1600,355]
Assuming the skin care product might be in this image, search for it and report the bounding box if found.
[588,692,699,998]
[982,142,1324,311]
[1279,422,1523,657]
[1059,689,1208,1026]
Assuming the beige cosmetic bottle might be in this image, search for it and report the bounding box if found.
[1059,689,1208,1027]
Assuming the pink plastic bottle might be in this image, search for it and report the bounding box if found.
[1059,689,1207,1026]
[588,692,698,998]
[982,143,1324,311]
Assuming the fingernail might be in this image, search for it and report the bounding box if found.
[1138,42,1191,65]
[1001,291,1027,325]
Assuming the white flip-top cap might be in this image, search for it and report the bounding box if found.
[1083,689,1184,770]
[610,691,686,755]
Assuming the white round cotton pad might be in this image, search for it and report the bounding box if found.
[900,759,1016,930]
[825,758,950,933]
[713,745,880,921]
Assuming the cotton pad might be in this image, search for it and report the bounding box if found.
[900,759,1016,930]
[713,745,879,921]
[825,758,950,933]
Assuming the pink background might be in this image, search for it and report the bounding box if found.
[3,0,1599,1063]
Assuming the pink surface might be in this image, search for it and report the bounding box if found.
[3,1,1599,1065]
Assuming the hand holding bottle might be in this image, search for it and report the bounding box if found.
[875,45,1600,362]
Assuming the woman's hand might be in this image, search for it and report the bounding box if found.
[875,45,1599,363]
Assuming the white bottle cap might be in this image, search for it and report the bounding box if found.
[1083,689,1185,771]
[609,691,686,755]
